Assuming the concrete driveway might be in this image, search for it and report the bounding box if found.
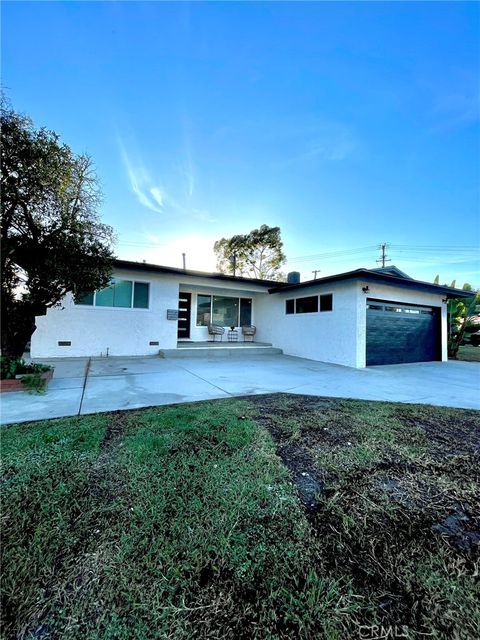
[1,354,479,425]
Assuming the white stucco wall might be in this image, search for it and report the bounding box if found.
[254,281,361,367]
[31,270,180,358]
[30,269,271,358]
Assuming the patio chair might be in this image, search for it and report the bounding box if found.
[208,324,225,342]
[242,325,256,342]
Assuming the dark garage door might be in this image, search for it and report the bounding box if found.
[366,300,441,366]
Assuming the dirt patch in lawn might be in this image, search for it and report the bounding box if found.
[246,393,480,636]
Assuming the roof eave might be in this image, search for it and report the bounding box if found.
[268,269,475,298]
[112,259,279,287]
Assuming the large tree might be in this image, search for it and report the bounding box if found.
[1,100,115,357]
[214,224,286,281]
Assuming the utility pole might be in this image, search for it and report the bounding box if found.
[312,270,321,279]
[230,251,237,276]
[376,243,391,268]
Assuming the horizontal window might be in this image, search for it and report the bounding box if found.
[320,294,333,312]
[286,293,334,315]
[75,280,150,309]
[196,295,252,327]
[368,304,383,311]
[296,296,318,314]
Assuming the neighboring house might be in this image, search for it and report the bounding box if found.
[31,260,473,368]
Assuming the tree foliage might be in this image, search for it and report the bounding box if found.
[1,99,115,357]
[213,224,286,281]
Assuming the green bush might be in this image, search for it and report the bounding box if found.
[1,356,51,380]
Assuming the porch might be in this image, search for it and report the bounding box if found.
[159,341,282,358]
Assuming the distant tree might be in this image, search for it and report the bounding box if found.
[1,99,115,358]
[433,274,440,284]
[214,224,286,281]
[462,283,473,291]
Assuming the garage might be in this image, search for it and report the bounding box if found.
[366,299,441,366]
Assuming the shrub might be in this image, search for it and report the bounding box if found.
[1,356,52,392]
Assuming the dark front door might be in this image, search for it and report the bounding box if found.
[366,299,441,366]
[177,292,192,339]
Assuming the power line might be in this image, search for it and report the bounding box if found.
[376,243,391,268]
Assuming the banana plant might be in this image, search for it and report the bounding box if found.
[447,296,477,358]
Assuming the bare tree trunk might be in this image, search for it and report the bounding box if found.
[1,298,42,359]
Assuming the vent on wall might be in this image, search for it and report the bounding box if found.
[58,341,71,346]
[149,341,159,346]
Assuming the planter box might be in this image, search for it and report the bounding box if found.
[0,369,53,393]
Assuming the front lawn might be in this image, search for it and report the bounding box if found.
[1,396,479,639]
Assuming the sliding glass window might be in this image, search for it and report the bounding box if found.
[213,296,239,327]
[196,295,212,326]
[239,298,252,325]
[196,295,253,327]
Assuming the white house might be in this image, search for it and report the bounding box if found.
[31,259,473,368]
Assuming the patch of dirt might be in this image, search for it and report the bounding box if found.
[395,406,480,458]
[431,503,480,551]
[245,393,480,632]
[247,395,338,512]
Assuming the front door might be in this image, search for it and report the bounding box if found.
[177,292,192,339]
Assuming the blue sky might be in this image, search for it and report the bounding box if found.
[3,1,479,285]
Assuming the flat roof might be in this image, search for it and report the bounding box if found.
[113,259,279,287]
[268,268,474,299]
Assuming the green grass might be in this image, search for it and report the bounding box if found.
[1,396,479,639]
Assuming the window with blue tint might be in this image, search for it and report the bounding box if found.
[75,279,149,308]
[76,292,94,305]
[113,280,133,307]
[133,282,149,308]
[95,282,115,307]
[196,294,212,326]
[240,298,252,326]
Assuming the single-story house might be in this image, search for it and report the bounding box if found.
[31,259,473,368]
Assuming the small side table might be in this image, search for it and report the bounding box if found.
[227,330,238,342]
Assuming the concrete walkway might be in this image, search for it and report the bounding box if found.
[1,355,479,425]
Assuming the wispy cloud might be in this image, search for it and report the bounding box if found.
[117,135,215,222]
[118,138,164,214]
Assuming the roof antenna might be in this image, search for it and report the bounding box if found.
[182,253,186,270]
